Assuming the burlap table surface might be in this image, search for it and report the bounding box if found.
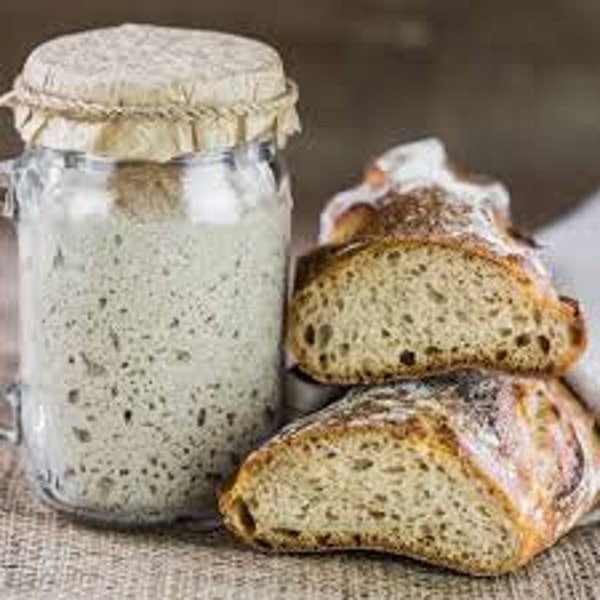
[0,446,597,600]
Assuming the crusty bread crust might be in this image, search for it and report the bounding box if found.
[289,186,586,384]
[219,375,600,575]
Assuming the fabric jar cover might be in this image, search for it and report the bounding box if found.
[0,23,300,161]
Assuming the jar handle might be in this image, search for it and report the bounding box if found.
[0,384,20,444]
[0,159,14,218]
[0,159,19,444]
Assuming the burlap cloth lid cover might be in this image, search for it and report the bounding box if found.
[0,23,300,162]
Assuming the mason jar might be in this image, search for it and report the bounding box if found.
[0,24,299,526]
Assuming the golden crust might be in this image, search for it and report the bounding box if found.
[219,375,600,575]
[300,187,557,299]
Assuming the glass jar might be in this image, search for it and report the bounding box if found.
[0,140,291,525]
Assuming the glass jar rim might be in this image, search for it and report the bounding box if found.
[18,139,279,172]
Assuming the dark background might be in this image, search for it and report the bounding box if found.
[2,0,600,378]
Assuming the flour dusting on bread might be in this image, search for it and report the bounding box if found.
[320,138,509,245]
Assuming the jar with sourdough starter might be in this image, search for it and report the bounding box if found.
[0,24,299,526]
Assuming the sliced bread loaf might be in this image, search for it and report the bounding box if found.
[289,139,586,384]
[219,374,600,575]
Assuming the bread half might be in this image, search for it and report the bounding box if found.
[289,140,586,384]
[220,374,600,575]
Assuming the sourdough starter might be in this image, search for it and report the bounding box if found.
[18,158,290,523]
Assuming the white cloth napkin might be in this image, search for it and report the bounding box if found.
[539,193,600,526]
[538,194,600,417]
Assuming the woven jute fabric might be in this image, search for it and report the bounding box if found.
[0,447,599,600]
[0,24,300,161]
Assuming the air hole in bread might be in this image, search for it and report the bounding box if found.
[381,329,391,338]
[369,510,385,520]
[382,465,406,474]
[427,285,447,304]
[538,335,551,355]
[400,351,416,366]
[515,334,531,347]
[304,325,315,346]
[496,350,508,361]
[359,441,381,451]
[233,498,256,536]
[325,508,339,520]
[316,533,334,545]
[352,458,374,471]
[273,527,301,539]
[499,328,512,338]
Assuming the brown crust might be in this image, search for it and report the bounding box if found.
[289,186,587,383]
[299,187,554,298]
[219,375,600,575]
